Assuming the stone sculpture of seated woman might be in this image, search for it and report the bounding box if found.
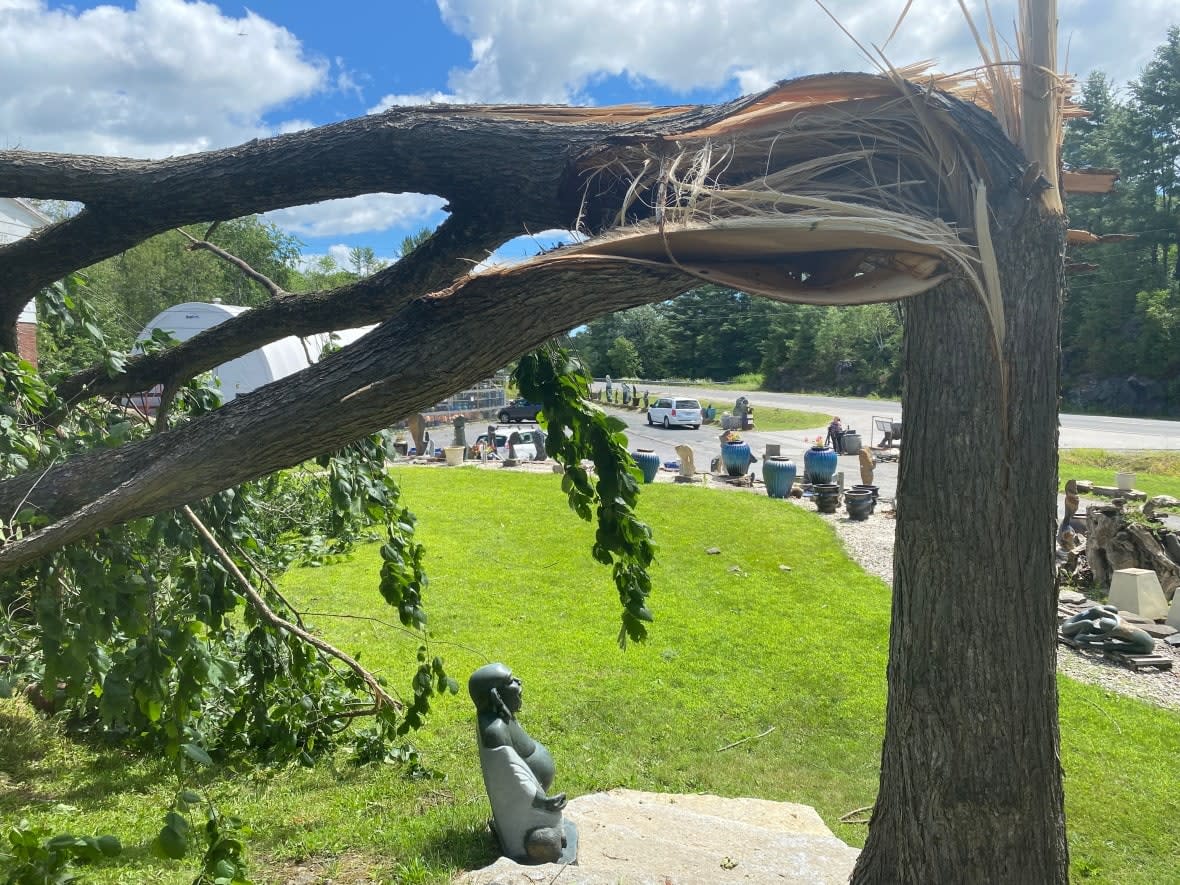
[469,663,578,865]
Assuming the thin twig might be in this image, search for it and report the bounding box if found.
[174,228,286,298]
[297,610,491,661]
[233,544,307,630]
[1077,694,1122,735]
[6,457,59,528]
[181,504,400,712]
[717,725,775,752]
[839,804,874,824]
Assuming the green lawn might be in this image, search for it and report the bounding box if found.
[3,468,1179,883]
[1060,448,1180,499]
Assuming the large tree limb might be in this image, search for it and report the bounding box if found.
[1,75,1028,571]
[0,258,693,571]
[53,209,516,404]
[0,99,762,344]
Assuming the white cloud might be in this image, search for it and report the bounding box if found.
[367,90,464,114]
[273,119,316,135]
[470,229,584,274]
[264,193,447,238]
[433,0,1179,103]
[0,0,326,157]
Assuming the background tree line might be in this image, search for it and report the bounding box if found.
[569,288,904,396]
[574,27,1180,415]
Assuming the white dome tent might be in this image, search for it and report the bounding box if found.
[136,301,372,407]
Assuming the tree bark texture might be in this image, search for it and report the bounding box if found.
[851,204,1068,882]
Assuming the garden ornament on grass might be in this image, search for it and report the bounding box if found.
[469,663,578,865]
[1060,605,1155,655]
[407,413,427,457]
[858,448,875,486]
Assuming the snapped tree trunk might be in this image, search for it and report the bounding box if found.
[0,71,1076,882]
[852,203,1068,882]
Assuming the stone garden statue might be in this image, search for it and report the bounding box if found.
[531,426,547,461]
[858,448,875,486]
[643,390,650,409]
[469,663,578,865]
[604,375,612,401]
[407,413,427,457]
[675,444,699,482]
[734,396,750,430]
[506,430,522,462]
[452,415,467,450]
[1060,605,1155,654]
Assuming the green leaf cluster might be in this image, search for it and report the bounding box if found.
[1,820,120,884]
[151,790,253,884]
[1,348,448,772]
[514,345,656,645]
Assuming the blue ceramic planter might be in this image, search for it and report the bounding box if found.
[803,445,837,484]
[721,440,751,476]
[633,449,661,484]
[762,457,797,499]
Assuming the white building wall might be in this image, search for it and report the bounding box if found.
[0,199,50,324]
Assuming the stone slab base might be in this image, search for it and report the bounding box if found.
[454,789,859,885]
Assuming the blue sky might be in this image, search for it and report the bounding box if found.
[5,1,1179,270]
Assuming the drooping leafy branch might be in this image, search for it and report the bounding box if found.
[514,345,655,646]
[1,297,455,769]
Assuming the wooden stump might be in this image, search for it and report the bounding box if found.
[1085,506,1180,600]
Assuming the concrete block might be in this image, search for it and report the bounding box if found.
[1109,568,1169,621]
[1169,592,1180,630]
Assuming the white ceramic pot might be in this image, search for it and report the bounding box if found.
[444,446,466,466]
[1116,471,1135,492]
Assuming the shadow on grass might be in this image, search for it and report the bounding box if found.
[419,821,499,875]
[1,704,174,815]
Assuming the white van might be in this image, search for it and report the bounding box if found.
[647,397,703,429]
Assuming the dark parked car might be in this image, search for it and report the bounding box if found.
[497,398,542,423]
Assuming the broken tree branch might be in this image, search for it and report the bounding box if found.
[52,209,512,404]
[176,227,286,298]
[181,504,400,712]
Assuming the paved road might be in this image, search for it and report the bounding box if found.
[615,384,1180,451]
